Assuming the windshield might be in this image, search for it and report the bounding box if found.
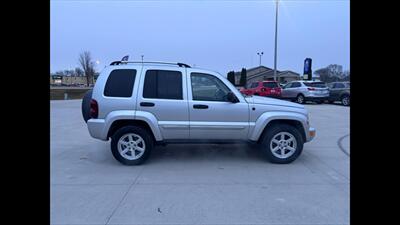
[304,82,327,88]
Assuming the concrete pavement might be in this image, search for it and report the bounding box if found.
[51,100,349,225]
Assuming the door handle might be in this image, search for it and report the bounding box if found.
[193,104,208,109]
[140,102,155,107]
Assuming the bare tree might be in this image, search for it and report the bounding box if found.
[79,51,95,86]
[75,67,84,77]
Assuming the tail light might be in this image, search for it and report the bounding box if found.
[308,87,316,91]
[90,99,98,119]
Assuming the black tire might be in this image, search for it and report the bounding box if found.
[260,124,304,164]
[341,95,350,106]
[111,126,153,165]
[81,90,93,123]
[296,94,305,104]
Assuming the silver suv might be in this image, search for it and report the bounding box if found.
[281,81,329,104]
[82,61,316,165]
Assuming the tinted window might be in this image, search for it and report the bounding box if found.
[250,82,259,88]
[291,82,301,88]
[284,83,292,88]
[263,82,278,88]
[191,73,231,102]
[104,69,136,97]
[143,70,183,99]
[304,82,327,88]
[335,83,345,88]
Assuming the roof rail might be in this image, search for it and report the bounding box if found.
[109,61,191,68]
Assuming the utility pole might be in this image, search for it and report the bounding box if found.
[273,0,279,81]
[141,55,144,63]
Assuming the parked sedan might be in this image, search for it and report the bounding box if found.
[281,81,329,104]
[327,82,350,106]
[240,81,282,98]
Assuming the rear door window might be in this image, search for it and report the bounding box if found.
[104,69,136,97]
[143,70,183,100]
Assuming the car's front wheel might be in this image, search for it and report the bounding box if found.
[261,124,304,164]
[111,126,153,165]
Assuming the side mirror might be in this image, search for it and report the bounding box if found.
[227,92,239,103]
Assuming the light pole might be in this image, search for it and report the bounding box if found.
[141,55,144,63]
[257,52,264,66]
[273,0,279,81]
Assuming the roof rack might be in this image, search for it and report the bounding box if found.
[109,61,191,68]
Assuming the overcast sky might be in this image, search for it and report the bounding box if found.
[50,0,349,75]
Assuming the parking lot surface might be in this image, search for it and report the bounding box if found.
[51,100,349,225]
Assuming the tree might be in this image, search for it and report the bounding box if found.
[79,51,95,86]
[227,71,235,85]
[240,68,247,86]
[314,64,348,83]
[75,67,84,77]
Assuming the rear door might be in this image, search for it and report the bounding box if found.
[136,66,189,139]
[331,83,345,100]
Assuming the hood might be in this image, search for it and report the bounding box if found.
[245,96,305,109]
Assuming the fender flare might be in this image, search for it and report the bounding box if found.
[249,111,308,141]
[103,110,163,141]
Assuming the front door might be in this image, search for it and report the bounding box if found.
[136,67,189,139]
[187,71,250,140]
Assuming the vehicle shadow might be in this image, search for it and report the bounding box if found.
[148,143,267,164]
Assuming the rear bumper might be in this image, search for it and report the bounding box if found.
[87,119,108,141]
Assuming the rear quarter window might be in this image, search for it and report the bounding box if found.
[104,69,136,97]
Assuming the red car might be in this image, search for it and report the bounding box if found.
[240,81,282,98]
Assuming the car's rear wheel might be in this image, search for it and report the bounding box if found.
[341,95,350,106]
[111,126,153,165]
[81,90,93,123]
[296,94,305,104]
[261,124,304,164]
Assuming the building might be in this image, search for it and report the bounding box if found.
[234,66,301,86]
[50,74,99,86]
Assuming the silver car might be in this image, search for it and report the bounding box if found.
[82,61,315,165]
[281,81,329,104]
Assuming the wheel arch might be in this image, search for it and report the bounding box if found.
[250,112,307,143]
[107,119,158,142]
